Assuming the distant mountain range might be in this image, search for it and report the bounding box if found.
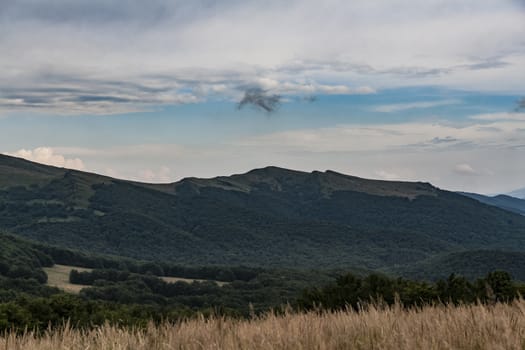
[1,153,525,280]
[459,192,525,216]
[508,188,525,200]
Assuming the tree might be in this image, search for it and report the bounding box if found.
[485,271,516,302]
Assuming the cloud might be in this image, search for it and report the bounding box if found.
[249,78,375,96]
[281,58,512,79]
[237,88,281,113]
[276,82,375,95]
[136,166,172,183]
[0,0,524,115]
[4,147,85,170]
[103,168,120,179]
[469,112,525,121]
[429,136,459,144]
[4,145,177,182]
[373,99,461,113]
[453,163,478,176]
[0,72,374,115]
[375,170,402,180]
[517,98,525,110]
[0,1,242,27]
[303,96,317,103]
[234,117,525,153]
[0,76,201,115]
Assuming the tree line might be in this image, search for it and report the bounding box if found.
[297,271,523,311]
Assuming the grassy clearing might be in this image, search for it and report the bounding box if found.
[44,265,227,294]
[43,265,92,294]
[2,300,525,349]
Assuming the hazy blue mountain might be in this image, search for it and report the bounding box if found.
[2,154,525,278]
[459,192,525,216]
[508,187,525,200]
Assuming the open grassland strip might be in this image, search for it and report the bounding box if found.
[44,264,227,294]
[43,265,92,294]
[2,300,525,349]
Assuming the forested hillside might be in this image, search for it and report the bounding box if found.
[2,154,525,277]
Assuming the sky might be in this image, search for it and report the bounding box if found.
[1,0,524,194]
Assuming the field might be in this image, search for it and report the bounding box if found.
[43,264,92,294]
[43,264,227,294]
[2,300,525,349]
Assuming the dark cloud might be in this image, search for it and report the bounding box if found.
[68,95,134,103]
[0,75,200,114]
[517,98,525,110]
[277,58,509,79]
[404,137,474,151]
[464,60,509,70]
[430,136,458,144]
[237,88,281,113]
[303,96,317,103]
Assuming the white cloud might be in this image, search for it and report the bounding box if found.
[5,147,85,170]
[103,168,119,179]
[234,119,525,153]
[137,169,156,182]
[373,99,461,113]
[273,81,376,95]
[454,163,478,176]
[469,112,525,121]
[375,170,402,180]
[136,166,172,183]
[54,144,189,158]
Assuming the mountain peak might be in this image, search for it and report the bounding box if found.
[245,166,307,177]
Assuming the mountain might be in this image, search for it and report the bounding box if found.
[459,192,525,216]
[1,154,525,278]
[508,187,525,200]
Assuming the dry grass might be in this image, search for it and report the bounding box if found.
[3,300,525,349]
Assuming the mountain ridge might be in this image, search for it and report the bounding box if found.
[0,154,440,200]
[148,165,437,200]
[508,187,525,200]
[459,192,525,216]
[1,153,525,279]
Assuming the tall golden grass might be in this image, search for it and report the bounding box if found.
[2,300,525,349]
